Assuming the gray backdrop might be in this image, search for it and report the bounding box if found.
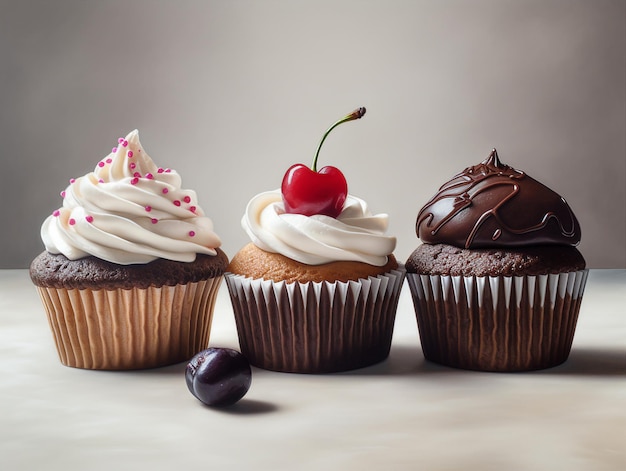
[1,0,625,269]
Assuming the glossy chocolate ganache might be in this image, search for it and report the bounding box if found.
[417,149,581,248]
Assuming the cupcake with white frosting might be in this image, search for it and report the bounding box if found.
[225,108,405,373]
[30,130,228,370]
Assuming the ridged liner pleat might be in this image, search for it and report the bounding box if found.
[225,269,406,373]
[406,270,589,371]
[36,277,222,370]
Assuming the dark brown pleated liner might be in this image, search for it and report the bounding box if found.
[225,269,405,373]
[406,271,588,372]
[36,277,222,370]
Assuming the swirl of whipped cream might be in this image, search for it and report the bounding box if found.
[41,130,221,264]
[242,190,396,266]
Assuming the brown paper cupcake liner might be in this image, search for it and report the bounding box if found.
[36,277,222,370]
[225,268,406,373]
[406,270,588,371]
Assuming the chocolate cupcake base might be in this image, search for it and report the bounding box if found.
[36,277,222,370]
[406,270,588,372]
[225,268,406,373]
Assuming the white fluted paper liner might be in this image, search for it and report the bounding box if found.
[36,277,222,370]
[225,268,406,373]
[406,270,588,371]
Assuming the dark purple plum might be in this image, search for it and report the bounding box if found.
[185,348,252,407]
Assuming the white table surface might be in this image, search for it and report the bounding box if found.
[1,269,624,471]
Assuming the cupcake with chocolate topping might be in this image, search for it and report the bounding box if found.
[406,149,588,372]
[30,130,228,370]
[225,108,405,373]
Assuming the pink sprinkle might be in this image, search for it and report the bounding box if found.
[183,196,191,204]
[189,206,196,213]
[157,168,164,173]
[69,178,76,184]
[131,177,139,185]
[85,215,94,223]
[112,147,118,153]
[133,172,141,178]
[188,231,195,237]
[60,191,66,198]
[68,218,76,226]
[173,200,181,207]
[122,140,128,147]
[98,161,105,168]
[98,179,104,183]
[52,210,60,217]
[162,188,169,194]
[145,173,153,180]
[145,205,152,212]
[129,163,136,170]
[106,158,112,164]
[127,151,134,158]
[118,137,124,143]
[165,168,171,173]
[151,218,158,224]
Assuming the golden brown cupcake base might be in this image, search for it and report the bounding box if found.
[225,267,406,373]
[228,243,398,283]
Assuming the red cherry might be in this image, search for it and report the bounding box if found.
[281,163,347,218]
[281,107,366,218]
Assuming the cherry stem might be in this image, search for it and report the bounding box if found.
[312,107,366,172]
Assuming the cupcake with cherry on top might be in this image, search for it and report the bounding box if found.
[226,108,404,373]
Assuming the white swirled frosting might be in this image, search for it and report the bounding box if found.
[242,190,396,266]
[41,130,221,264]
